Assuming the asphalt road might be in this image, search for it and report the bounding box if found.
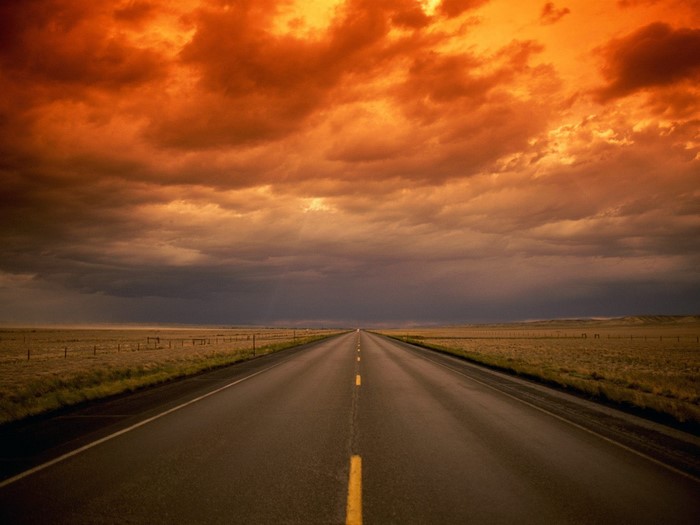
[1,330,698,524]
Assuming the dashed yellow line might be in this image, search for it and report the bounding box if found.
[357,356,361,362]
[346,455,362,525]
[355,374,361,386]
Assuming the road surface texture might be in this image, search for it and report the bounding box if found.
[1,330,698,524]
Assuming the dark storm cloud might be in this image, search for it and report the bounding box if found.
[596,23,700,101]
[0,0,166,90]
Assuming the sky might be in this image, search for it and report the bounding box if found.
[0,0,698,327]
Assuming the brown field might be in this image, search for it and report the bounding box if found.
[377,316,700,429]
[0,326,341,425]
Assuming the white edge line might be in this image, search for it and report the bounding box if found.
[0,359,290,489]
[396,339,700,484]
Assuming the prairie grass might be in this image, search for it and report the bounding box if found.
[379,317,700,429]
[0,327,341,424]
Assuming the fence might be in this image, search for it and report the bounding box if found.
[0,328,331,363]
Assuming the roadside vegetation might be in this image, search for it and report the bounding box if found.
[0,327,342,425]
[378,316,700,431]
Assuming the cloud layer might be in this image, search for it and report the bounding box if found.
[1,0,698,325]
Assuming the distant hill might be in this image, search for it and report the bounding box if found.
[529,315,700,326]
[618,315,700,325]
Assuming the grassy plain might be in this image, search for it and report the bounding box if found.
[378,316,700,430]
[0,326,341,425]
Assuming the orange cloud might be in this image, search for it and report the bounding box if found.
[540,2,570,25]
[113,1,159,24]
[0,0,698,324]
[439,0,489,18]
[147,0,440,149]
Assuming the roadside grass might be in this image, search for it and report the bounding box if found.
[378,317,700,431]
[0,328,341,425]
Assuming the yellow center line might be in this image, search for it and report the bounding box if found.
[346,455,362,525]
[357,356,360,362]
[355,374,361,386]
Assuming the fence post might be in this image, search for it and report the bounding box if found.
[64,347,67,358]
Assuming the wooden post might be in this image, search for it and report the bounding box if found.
[94,345,96,356]
[27,347,30,360]
[64,347,67,358]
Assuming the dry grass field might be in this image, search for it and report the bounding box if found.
[378,316,700,430]
[0,326,341,425]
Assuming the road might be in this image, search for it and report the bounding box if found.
[1,331,698,524]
